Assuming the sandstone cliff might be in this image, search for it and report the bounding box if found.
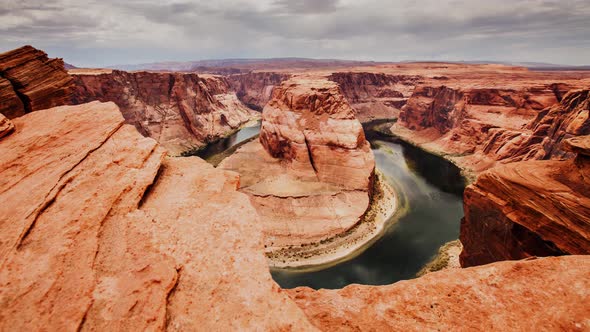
[288,256,590,331]
[390,74,590,173]
[71,70,257,155]
[0,101,315,331]
[460,135,590,267]
[0,45,73,118]
[329,72,422,121]
[220,76,378,263]
[226,72,290,111]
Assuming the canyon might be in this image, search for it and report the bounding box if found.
[71,69,258,156]
[1,44,590,330]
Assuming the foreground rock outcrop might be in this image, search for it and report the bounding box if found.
[0,45,74,118]
[220,76,382,266]
[288,256,590,331]
[0,102,315,331]
[71,69,258,155]
[460,135,590,267]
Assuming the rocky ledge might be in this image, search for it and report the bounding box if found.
[288,256,590,331]
[71,69,258,156]
[219,76,396,267]
[0,45,74,118]
[0,102,313,331]
[460,135,590,267]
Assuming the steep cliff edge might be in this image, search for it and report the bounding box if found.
[391,78,590,173]
[226,72,290,111]
[329,72,422,122]
[460,135,590,267]
[0,45,73,118]
[288,256,590,331]
[0,102,315,331]
[71,69,258,155]
[220,76,389,267]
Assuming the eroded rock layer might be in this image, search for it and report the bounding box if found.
[0,45,74,118]
[226,72,290,111]
[71,69,257,155]
[288,256,590,331]
[460,135,590,267]
[0,102,315,331]
[220,76,376,254]
[329,72,422,121]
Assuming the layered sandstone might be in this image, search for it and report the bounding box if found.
[384,66,590,174]
[0,102,315,331]
[71,69,258,155]
[460,135,590,267]
[220,76,382,265]
[288,256,590,331]
[0,45,73,118]
[329,72,422,121]
[226,72,290,110]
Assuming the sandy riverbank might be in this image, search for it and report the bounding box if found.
[267,171,405,270]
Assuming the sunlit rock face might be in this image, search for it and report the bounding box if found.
[71,69,257,156]
[220,76,376,251]
[0,101,315,331]
[0,45,74,119]
[460,134,590,267]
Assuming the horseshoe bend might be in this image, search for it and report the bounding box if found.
[1,6,590,330]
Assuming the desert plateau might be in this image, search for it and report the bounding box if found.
[1,0,589,331]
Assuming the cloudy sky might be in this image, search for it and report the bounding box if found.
[1,0,589,67]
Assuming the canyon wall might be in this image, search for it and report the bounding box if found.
[329,72,422,122]
[226,72,290,111]
[0,45,73,118]
[460,135,590,267]
[71,70,257,155]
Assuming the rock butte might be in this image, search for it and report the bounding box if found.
[219,76,391,266]
[0,45,74,118]
[71,69,259,156]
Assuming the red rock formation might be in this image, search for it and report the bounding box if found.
[0,45,74,118]
[460,135,590,267]
[0,114,13,139]
[288,256,590,331]
[260,77,375,190]
[0,101,315,331]
[226,72,290,111]
[220,76,378,261]
[329,72,422,121]
[71,69,257,155]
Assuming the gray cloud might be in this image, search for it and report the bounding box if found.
[0,0,588,66]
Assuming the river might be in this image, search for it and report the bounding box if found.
[199,122,466,289]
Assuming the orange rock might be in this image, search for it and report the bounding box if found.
[220,76,376,252]
[0,101,315,331]
[0,113,13,139]
[0,45,74,118]
[227,72,290,111]
[287,256,590,331]
[460,135,590,267]
[71,70,258,155]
